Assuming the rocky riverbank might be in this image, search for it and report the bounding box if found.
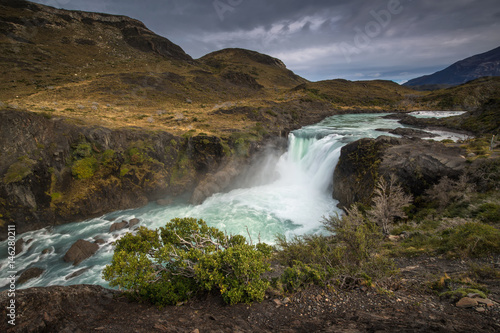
[1,255,499,332]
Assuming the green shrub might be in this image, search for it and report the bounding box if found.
[468,263,500,279]
[73,142,93,158]
[280,261,326,293]
[476,203,500,223]
[468,138,490,156]
[127,147,144,164]
[3,156,36,184]
[71,157,98,179]
[103,218,271,306]
[51,192,62,201]
[276,206,395,290]
[102,149,116,166]
[119,166,130,177]
[439,288,487,302]
[438,222,500,257]
[323,207,384,266]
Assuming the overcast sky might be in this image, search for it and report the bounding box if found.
[32,0,500,83]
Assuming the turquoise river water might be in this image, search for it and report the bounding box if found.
[0,112,466,289]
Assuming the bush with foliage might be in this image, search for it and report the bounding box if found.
[276,206,395,290]
[438,222,500,257]
[280,260,326,292]
[103,217,272,306]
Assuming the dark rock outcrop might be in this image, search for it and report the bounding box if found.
[191,160,241,204]
[0,285,119,332]
[63,239,99,265]
[333,136,466,209]
[222,71,263,90]
[14,238,25,255]
[128,218,140,228]
[109,221,128,232]
[0,109,234,239]
[17,267,45,285]
[0,0,192,62]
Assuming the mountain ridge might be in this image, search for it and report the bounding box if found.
[404,45,500,89]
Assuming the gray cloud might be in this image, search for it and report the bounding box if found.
[32,0,500,83]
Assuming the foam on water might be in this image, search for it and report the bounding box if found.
[409,111,467,118]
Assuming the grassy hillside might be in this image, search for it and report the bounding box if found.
[292,79,426,111]
[0,1,306,137]
[423,77,500,110]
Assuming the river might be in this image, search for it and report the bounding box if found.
[0,112,467,289]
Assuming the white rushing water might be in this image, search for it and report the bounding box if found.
[409,111,467,118]
[0,113,462,289]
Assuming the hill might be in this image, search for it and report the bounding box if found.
[417,76,500,110]
[404,45,500,89]
[293,79,422,111]
[0,0,315,137]
[0,0,434,138]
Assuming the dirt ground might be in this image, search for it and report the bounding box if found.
[1,256,499,333]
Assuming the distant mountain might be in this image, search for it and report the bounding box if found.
[404,46,500,89]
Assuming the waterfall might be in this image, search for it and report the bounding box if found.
[0,113,408,289]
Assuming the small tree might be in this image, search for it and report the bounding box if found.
[425,174,475,211]
[323,205,382,266]
[103,217,272,306]
[368,175,413,235]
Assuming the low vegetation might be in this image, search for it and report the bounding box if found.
[103,217,273,306]
[104,165,499,307]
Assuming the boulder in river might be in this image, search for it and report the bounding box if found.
[128,218,140,228]
[94,238,106,245]
[109,221,128,232]
[63,239,99,265]
[17,267,45,284]
[41,248,52,255]
[15,238,25,255]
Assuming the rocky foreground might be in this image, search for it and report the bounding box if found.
[1,256,499,332]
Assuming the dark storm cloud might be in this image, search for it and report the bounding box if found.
[32,0,500,82]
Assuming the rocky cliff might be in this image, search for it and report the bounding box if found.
[0,108,259,239]
[332,136,467,209]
